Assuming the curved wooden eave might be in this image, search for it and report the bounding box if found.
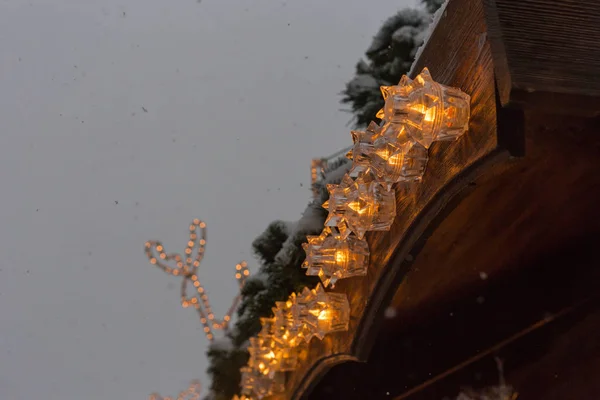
[283,0,509,398]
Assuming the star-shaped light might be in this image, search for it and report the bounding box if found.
[272,294,310,348]
[321,175,355,230]
[344,170,396,239]
[377,68,470,148]
[297,284,350,341]
[347,121,419,188]
[322,172,396,240]
[248,329,299,378]
[240,367,285,400]
[302,226,369,287]
[231,395,253,400]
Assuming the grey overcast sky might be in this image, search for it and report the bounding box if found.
[0,0,418,399]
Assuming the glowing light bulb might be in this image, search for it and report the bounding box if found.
[377,67,470,148]
[302,226,369,287]
[343,171,396,239]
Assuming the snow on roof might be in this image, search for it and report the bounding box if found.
[408,0,449,76]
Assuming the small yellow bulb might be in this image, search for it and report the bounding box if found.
[318,309,331,321]
[335,250,348,264]
[424,107,436,122]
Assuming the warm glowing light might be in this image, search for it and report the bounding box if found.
[240,366,284,399]
[248,326,299,379]
[269,285,350,347]
[377,67,470,148]
[302,226,369,287]
[323,171,396,239]
[144,219,251,341]
[299,284,350,341]
[346,121,426,187]
[335,250,347,264]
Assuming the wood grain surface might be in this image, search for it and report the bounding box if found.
[483,0,600,116]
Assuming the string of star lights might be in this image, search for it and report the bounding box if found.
[235,68,470,399]
[144,219,250,342]
[149,379,202,400]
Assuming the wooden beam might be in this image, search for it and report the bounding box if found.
[483,0,600,116]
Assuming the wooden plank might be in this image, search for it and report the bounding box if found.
[483,0,600,116]
[284,0,505,397]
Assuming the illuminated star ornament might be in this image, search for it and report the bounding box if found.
[302,226,369,287]
[144,219,250,341]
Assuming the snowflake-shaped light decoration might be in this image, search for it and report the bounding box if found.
[148,379,201,400]
[377,67,471,149]
[144,219,250,341]
[302,226,369,288]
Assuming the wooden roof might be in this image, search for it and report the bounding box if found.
[281,0,600,398]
